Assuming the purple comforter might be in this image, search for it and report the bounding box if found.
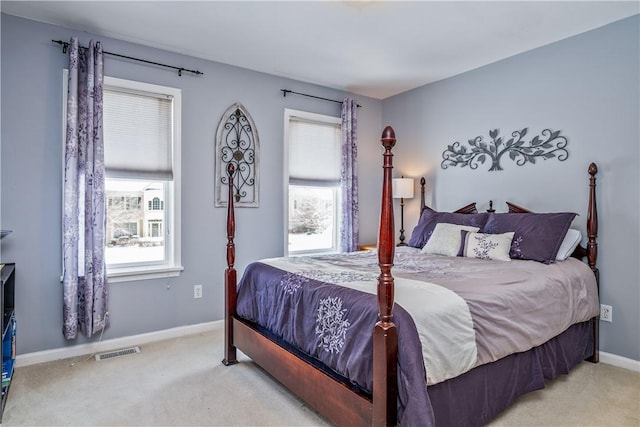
[236,262,434,426]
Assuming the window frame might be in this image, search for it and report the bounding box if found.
[62,72,183,282]
[283,109,342,256]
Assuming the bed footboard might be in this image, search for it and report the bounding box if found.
[233,317,373,425]
[223,128,401,426]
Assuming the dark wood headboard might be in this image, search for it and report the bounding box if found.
[417,163,598,274]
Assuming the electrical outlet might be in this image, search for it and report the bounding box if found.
[600,304,612,322]
[194,284,203,299]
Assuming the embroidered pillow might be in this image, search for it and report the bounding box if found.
[421,223,480,257]
[458,231,514,261]
[408,207,489,249]
[481,212,577,264]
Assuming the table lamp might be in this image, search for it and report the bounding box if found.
[392,177,414,246]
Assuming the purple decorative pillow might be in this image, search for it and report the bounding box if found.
[481,212,577,264]
[407,207,489,249]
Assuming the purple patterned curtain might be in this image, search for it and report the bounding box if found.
[63,38,108,339]
[340,98,358,252]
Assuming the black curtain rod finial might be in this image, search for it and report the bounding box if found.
[52,39,69,53]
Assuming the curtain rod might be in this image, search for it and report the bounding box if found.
[281,89,361,108]
[51,40,204,77]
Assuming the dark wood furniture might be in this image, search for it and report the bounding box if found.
[223,126,599,426]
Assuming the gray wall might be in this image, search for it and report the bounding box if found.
[3,12,637,362]
[382,15,640,361]
[0,13,383,354]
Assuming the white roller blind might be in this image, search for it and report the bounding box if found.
[104,88,173,179]
[288,118,341,184]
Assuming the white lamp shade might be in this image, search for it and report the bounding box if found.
[392,178,414,199]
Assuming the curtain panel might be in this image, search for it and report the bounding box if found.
[62,37,109,339]
[340,98,358,252]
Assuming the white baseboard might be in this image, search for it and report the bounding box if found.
[15,322,640,373]
[600,351,640,372]
[15,320,222,368]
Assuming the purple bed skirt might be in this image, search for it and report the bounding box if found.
[243,315,594,426]
[427,319,595,426]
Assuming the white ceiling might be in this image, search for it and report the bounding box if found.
[2,1,638,99]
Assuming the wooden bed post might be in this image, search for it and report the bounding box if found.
[373,126,398,427]
[419,177,426,213]
[586,162,599,363]
[586,163,599,278]
[223,163,238,366]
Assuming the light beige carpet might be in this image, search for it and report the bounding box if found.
[3,323,639,426]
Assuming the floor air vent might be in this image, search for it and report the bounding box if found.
[95,346,141,361]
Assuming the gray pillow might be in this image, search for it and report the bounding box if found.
[481,212,577,264]
[408,207,489,249]
[421,223,480,256]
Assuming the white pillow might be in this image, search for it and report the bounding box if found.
[555,229,582,261]
[421,223,480,257]
[460,231,515,261]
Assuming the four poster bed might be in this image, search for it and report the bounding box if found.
[222,126,600,426]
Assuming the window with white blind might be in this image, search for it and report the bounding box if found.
[102,77,182,281]
[284,109,341,255]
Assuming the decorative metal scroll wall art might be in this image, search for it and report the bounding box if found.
[440,128,569,172]
[215,103,259,207]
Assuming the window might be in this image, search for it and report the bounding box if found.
[284,109,341,255]
[149,197,163,210]
[101,77,182,281]
[63,73,182,282]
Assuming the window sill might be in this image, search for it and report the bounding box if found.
[107,265,184,283]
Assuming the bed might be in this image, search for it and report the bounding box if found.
[222,126,600,426]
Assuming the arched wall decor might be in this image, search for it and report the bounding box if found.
[215,103,259,207]
[441,128,569,172]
